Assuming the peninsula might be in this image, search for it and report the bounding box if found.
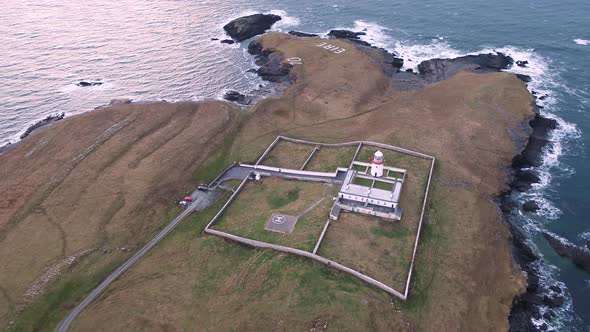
[1,26,543,331]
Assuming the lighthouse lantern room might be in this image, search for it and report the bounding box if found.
[370,150,384,177]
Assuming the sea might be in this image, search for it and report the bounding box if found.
[0,0,588,330]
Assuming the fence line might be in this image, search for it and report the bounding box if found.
[255,136,281,165]
[204,174,250,230]
[301,146,319,170]
[350,142,363,168]
[313,219,331,254]
[207,162,237,188]
[204,228,406,300]
[403,157,436,298]
[279,136,434,160]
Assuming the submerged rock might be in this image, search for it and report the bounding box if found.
[543,232,590,273]
[222,90,252,105]
[109,98,132,105]
[549,285,562,294]
[522,200,540,212]
[223,14,281,42]
[77,81,102,87]
[587,240,590,251]
[516,60,529,67]
[417,52,513,82]
[220,39,235,44]
[543,294,565,308]
[288,30,318,37]
[20,113,65,139]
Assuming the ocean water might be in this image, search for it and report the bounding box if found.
[1,0,589,330]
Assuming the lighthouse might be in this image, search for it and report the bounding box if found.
[370,151,384,177]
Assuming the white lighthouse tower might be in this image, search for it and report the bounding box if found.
[370,151,384,177]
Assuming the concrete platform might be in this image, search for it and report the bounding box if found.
[265,213,298,234]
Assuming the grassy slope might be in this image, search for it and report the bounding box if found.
[3,32,534,331]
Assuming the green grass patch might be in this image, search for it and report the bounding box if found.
[352,176,373,187]
[352,164,368,172]
[267,187,301,209]
[371,226,411,239]
[12,258,125,331]
[373,180,393,191]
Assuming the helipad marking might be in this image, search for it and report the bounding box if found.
[287,57,303,65]
[273,215,286,224]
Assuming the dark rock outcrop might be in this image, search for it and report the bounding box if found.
[417,52,513,82]
[522,200,540,212]
[288,31,318,37]
[587,240,590,251]
[543,232,590,273]
[220,39,235,44]
[327,29,372,46]
[512,170,541,192]
[247,39,293,83]
[223,14,281,42]
[549,285,562,294]
[109,98,132,105]
[543,294,565,308]
[20,113,65,139]
[222,90,252,105]
[211,38,219,41]
[516,74,532,83]
[516,60,529,67]
[512,115,558,168]
[77,81,102,87]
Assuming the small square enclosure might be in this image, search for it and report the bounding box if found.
[265,213,298,234]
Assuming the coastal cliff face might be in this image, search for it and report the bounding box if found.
[2,32,535,331]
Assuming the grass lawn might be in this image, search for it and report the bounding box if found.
[319,149,432,291]
[373,180,394,191]
[303,145,358,172]
[261,140,316,169]
[212,177,338,252]
[352,176,373,188]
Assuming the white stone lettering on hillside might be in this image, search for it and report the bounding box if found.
[316,42,346,54]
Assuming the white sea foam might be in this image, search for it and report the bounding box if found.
[268,10,300,29]
[581,231,590,241]
[393,39,462,70]
[574,39,589,45]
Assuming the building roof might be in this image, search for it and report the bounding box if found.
[339,169,403,203]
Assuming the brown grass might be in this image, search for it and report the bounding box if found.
[260,140,316,169]
[304,145,359,172]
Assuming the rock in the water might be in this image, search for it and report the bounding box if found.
[77,81,102,87]
[220,39,235,44]
[516,60,529,67]
[246,68,258,74]
[549,285,562,294]
[543,294,565,308]
[405,68,414,73]
[417,52,513,82]
[288,30,318,37]
[327,29,372,46]
[512,170,541,192]
[222,90,251,105]
[223,14,281,42]
[328,29,366,39]
[211,38,219,41]
[512,115,558,168]
[587,240,590,251]
[516,73,532,83]
[543,232,590,273]
[522,200,540,212]
[20,113,65,139]
[109,98,132,105]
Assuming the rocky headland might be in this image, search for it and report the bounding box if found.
[1,16,554,331]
